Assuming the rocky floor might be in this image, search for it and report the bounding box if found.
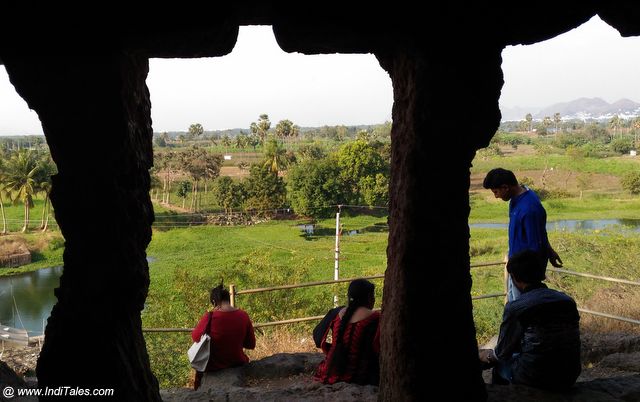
[3,332,640,401]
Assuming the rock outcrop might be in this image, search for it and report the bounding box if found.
[160,352,640,402]
[161,353,378,402]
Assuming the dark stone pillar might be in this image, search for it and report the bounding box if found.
[3,50,160,401]
[376,43,502,401]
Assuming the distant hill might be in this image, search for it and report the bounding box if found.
[501,97,640,122]
[499,105,540,122]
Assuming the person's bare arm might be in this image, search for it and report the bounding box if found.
[548,246,563,268]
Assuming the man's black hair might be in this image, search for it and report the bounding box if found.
[507,249,546,284]
[483,168,518,189]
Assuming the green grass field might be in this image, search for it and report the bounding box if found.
[141,209,640,387]
[471,154,640,176]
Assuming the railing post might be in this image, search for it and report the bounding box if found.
[334,205,341,307]
[230,284,236,307]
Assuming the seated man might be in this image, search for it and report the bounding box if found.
[479,249,581,390]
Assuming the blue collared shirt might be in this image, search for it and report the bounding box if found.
[508,187,550,258]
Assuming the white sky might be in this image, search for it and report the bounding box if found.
[501,15,640,108]
[0,16,639,136]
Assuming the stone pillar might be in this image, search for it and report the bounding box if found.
[376,43,502,401]
[3,50,160,401]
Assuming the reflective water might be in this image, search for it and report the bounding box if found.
[0,266,62,335]
[470,219,640,232]
[0,256,157,335]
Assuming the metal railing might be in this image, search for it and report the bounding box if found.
[142,260,640,333]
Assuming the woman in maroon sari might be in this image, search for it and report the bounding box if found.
[313,279,380,385]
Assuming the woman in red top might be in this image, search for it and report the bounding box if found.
[313,279,381,385]
[191,282,256,389]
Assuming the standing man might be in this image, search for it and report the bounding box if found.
[482,168,562,301]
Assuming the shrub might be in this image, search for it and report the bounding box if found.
[621,171,640,194]
[532,187,571,201]
[48,237,65,251]
[476,144,502,159]
[610,137,634,155]
[519,176,535,187]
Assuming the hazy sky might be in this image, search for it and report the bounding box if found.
[1,16,639,135]
[500,15,640,108]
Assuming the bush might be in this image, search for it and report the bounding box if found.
[580,143,613,158]
[519,176,535,187]
[553,132,589,149]
[476,144,502,159]
[48,237,65,251]
[621,171,640,194]
[492,133,530,148]
[532,187,571,201]
[610,137,634,155]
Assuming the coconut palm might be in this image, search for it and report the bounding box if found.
[3,149,39,232]
[263,138,288,174]
[34,155,57,231]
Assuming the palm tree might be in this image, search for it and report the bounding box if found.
[3,149,39,232]
[609,115,620,139]
[275,119,299,148]
[235,135,247,150]
[250,114,271,144]
[34,155,57,231]
[525,113,533,132]
[553,112,561,133]
[633,118,640,146]
[188,123,204,140]
[263,139,288,174]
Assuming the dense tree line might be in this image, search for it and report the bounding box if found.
[150,116,391,219]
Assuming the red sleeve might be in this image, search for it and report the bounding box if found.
[372,318,381,355]
[243,312,256,350]
[191,312,210,342]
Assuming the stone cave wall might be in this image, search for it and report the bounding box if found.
[0,2,639,401]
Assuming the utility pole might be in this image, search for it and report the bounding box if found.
[334,205,342,307]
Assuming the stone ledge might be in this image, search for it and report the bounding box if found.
[161,353,640,402]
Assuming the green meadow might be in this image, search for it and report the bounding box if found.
[142,210,640,387]
[2,150,639,387]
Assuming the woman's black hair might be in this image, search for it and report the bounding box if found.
[210,280,230,306]
[329,279,375,374]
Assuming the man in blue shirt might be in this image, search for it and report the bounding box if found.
[483,168,562,301]
[479,249,581,390]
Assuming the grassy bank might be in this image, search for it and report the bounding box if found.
[471,154,640,177]
[143,211,640,387]
[143,214,387,387]
[470,192,640,223]
[0,232,65,277]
